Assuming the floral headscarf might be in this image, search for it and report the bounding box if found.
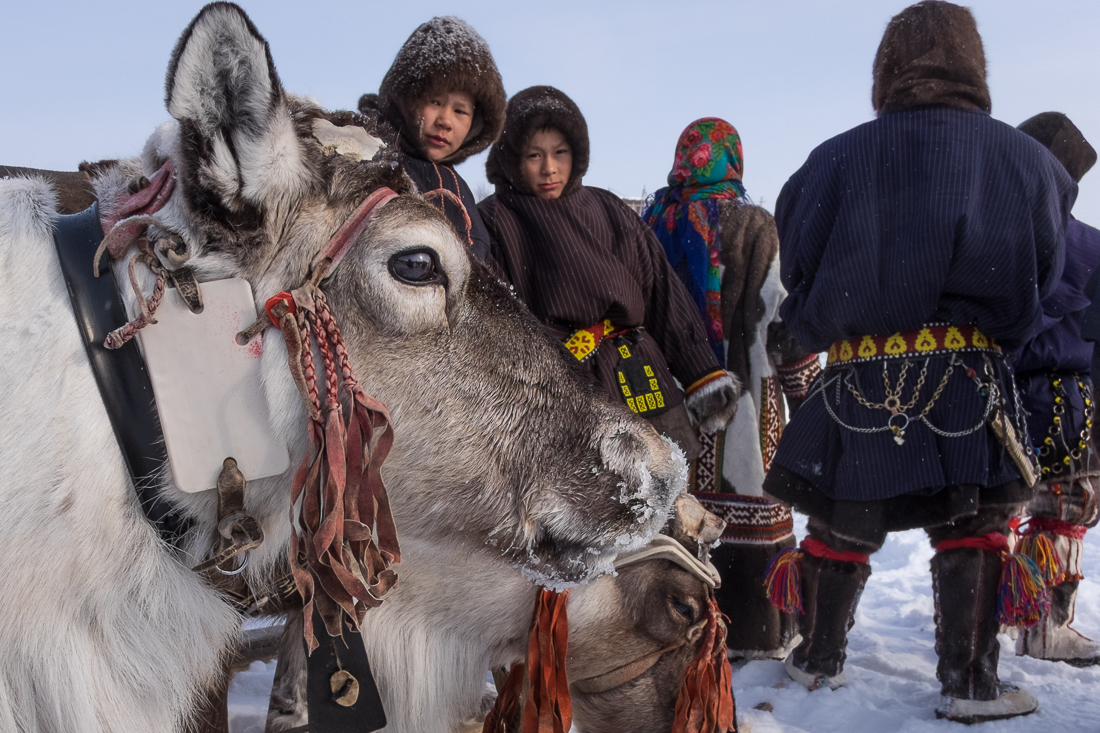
[643,118,747,366]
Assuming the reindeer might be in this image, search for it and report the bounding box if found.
[266,495,736,733]
[0,4,689,732]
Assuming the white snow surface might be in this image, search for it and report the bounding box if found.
[227,512,1100,732]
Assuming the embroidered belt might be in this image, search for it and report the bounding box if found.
[564,321,668,416]
[564,319,625,361]
[826,324,1000,365]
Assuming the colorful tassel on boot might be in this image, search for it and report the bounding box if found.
[997,553,1052,628]
[1016,531,1064,587]
[934,532,1052,628]
[764,547,804,614]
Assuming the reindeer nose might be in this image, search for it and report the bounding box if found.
[598,420,681,498]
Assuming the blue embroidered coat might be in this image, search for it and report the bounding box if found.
[772,107,1076,502]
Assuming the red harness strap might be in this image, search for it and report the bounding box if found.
[92,161,180,348]
[310,187,398,282]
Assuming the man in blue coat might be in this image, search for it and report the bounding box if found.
[1013,112,1100,666]
[763,1,1076,723]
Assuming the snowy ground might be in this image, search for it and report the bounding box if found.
[226,512,1100,732]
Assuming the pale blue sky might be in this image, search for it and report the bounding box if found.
[1,1,1097,221]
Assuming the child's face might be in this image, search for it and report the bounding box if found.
[522,128,573,200]
[415,91,476,162]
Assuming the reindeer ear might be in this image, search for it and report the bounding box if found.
[165,3,309,211]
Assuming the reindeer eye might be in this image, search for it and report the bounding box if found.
[389,250,442,285]
[672,600,694,622]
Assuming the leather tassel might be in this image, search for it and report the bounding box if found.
[764,547,804,614]
[523,589,572,733]
[672,597,737,733]
[279,290,400,652]
[483,663,524,733]
[481,589,572,733]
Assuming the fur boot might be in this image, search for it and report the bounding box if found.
[784,553,870,691]
[932,547,1038,723]
[714,540,799,660]
[1017,577,1100,666]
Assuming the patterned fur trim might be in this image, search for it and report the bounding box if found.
[694,493,794,545]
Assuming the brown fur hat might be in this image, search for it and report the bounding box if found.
[485,85,590,196]
[1018,112,1097,183]
[358,16,505,166]
[872,1,991,115]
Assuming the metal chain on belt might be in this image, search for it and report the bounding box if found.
[819,353,996,441]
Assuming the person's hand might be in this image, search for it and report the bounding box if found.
[686,371,741,433]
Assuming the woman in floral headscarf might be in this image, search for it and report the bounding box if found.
[644,118,821,660]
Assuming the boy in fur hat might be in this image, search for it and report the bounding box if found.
[1013,112,1100,667]
[358,16,504,262]
[479,86,741,464]
[763,1,1076,722]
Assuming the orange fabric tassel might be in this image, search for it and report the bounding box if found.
[482,589,572,733]
[672,597,737,733]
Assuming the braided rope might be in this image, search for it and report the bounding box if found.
[104,253,168,349]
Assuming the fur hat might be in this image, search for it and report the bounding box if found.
[485,85,590,196]
[358,16,505,166]
[1018,112,1097,183]
[872,1,991,115]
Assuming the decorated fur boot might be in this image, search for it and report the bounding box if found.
[1016,527,1100,666]
[782,551,870,691]
[1017,579,1100,666]
[932,547,1039,724]
[701,494,800,661]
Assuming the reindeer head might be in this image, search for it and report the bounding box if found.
[565,495,733,732]
[106,3,683,587]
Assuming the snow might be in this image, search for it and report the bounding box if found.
[226,512,1100,732]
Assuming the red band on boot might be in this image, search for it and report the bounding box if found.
[1027,517,1087,540]
[801,537,870,564]
[934,532,1009,554]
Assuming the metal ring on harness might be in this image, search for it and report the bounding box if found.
[213,553,250,577]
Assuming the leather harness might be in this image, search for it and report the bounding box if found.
[52,203,190,544]
[571,536,721,695]
[53,196,392,732]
